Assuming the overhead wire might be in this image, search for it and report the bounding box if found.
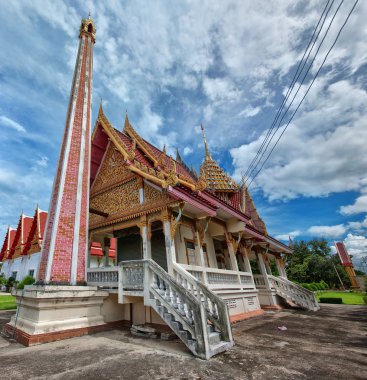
[242,0,334,182]
[247,0,359,188]
[246,0,345,184]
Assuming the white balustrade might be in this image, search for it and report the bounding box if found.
[268,275,319,311]
[253,274,266,288]
[179,264,254,290]
[86,267,119,288]
[121,261,144,291]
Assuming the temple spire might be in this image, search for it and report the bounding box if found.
[201,124,211,160]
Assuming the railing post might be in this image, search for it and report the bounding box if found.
[143,260,151,305]
[163,220,177,276]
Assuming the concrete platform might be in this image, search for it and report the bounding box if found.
[0,304,366,379]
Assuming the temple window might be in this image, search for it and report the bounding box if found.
[185,239,196,265]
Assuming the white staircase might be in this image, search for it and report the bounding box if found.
[120,260,234,359]
[268,275,320,311]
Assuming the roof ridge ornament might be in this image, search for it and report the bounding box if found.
[123,110,130,131]
[98,99,104,119]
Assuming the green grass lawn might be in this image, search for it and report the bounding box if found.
[317,291,366,305]
[0,294,17,310]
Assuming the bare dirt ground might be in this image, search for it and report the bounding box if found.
[0,304,366,380]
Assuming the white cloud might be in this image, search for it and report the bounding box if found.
[238,106,261,118]
[343,233,367,260]
[275,230,301,241]
[308,224,346,238]
[347,216,367,233]
[183,146,193,156]
[231,80,367,201]
[0,115,26,133]
[340,192,367,215]
[35,155,49,168]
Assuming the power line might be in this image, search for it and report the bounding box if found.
[242,0,334,182]
[247,0,359,188]
[245,0,343,183]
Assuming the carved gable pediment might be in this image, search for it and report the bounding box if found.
[92,142,134,194]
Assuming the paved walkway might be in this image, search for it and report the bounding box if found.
[0,304,366,379]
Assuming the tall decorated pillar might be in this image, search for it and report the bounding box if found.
[38,17,96,285]
[4,17,111,346]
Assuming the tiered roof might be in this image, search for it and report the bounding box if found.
[199,125,239,192]
[89,107,293,253]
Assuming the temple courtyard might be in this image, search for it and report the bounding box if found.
[0,304,366,379]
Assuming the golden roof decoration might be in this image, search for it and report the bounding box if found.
[123,113,159,167]
[240,179,267,235]
[199,124,239,192]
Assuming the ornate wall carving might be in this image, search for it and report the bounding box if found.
[90,178,140,216]
[92,144,133,194]
[144,183,166,203]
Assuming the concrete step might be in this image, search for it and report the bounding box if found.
[171,320,183,332]
[208,340,234,358]
[164,312,174,323]
[208,331,221,346]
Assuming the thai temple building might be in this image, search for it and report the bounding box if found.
[0,208,116,281]
[2,16,318,360]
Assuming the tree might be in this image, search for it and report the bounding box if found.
[286,239,351,288]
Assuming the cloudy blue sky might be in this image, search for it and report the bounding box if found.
[0,0,366,270]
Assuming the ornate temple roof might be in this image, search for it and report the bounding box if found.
[0,226,16,261]
[23,207,48,256]
[199,125,239,192]
[240,181,267,235]
[87,108,299,250]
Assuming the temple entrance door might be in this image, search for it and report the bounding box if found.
[150,221,167,271]
[116,226,142,264]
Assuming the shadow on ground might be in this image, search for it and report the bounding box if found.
[0,304,366,380]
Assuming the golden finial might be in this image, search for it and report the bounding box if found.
[124,110,130,131]
[201,124,211,159]
[98,99,104,118]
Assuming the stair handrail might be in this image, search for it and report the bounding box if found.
[268,275,319,310]
[173,262,233,343]
[121,259,208,356]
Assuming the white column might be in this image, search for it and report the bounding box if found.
[278,257,287,278]
[163,220,177,275]
[101,238,110,267]
[226,239,239,271]
[265,258,272,275]
[241,246,253,274]
[141,225,151,259]
[194,231,208,285]
[257,252,271,290]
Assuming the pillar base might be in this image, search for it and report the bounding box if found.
[4,285,110,346]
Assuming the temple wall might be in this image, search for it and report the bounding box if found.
[0,253,41,281]
[0,261,10,278]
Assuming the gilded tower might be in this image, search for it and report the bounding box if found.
[38,16,96,284]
